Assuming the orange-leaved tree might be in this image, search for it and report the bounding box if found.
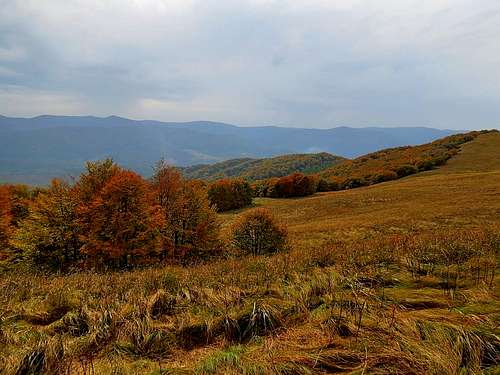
[269,173,316,198]
[75,158,122,262]
[207,178,253,212]
[76,158,121,203]
[151,161,220,261]
[81,170,164,268]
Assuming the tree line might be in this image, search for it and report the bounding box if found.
[1,160,220,270]
[0,160,289,271]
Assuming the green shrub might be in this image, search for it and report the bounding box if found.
[394,164,418,178]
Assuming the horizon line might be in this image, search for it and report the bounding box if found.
[0,113,468,132]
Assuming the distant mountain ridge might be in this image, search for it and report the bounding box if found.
[182,152,346,181]
[0,115,457,184]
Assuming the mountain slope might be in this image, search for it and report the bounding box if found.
[0,115,457,184]
[182,152,346,181]
[222,131,500,250]
[317,131,488,185]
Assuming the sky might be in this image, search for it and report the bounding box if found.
[0,0,499,129]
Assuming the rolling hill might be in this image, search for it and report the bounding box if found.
[317,131,488,187]
[0,115,456,185]
[224,131,500,250]
[182,152,346,181]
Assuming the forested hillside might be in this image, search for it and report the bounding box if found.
[318,131,488,188]
[251,131,493,197]
[182,152,345,181]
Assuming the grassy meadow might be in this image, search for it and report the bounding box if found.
[1,132,499,374]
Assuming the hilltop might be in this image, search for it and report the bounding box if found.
[0,115,455,184]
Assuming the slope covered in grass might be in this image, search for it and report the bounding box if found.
[222,132,500,250]
[318,131,490,186]
[1,132,499,374]
[182,152,346,181]
[431,131,500,173]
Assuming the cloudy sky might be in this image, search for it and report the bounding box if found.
[0,0,499,129]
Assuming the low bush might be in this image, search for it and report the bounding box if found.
[231,208,288,255]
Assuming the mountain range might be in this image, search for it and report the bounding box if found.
[0,115,457,185]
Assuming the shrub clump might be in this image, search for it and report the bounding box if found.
[252,173,317,198]
[269,173,316,198]
[231,208,288,255]
[208,178,253,212]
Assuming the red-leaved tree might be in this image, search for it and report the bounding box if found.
[81,170,164,268]
[207,178,253,212]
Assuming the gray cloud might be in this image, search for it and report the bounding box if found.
[1,0,499,129]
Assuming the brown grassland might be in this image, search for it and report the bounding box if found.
[1,132,499,374]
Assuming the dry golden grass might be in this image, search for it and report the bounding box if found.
[1,132,499,374]
[436,131,500,173]
[221,132,500,251]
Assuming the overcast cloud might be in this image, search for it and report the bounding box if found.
[0,0,499,129]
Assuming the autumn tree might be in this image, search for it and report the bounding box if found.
[172,181,220,261]
[207,178,253,212]
[231,208,288,255]
[371,170,398,184]
[7,184,38,226]
[269,173,316,198]
[13,179,82,270]
[251,178,279,198]
[76,158,120,203]
[151,161,220,261]
[394,164,418,178]
[150,159,184,211]
[81,170,164,268]
[75,158,122,253]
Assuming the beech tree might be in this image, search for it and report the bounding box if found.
[13,179,82,269]
[8,184,36,226]
[269,173,316,198]
[81,170,164,268]
[76,158,120,203]
[151,162,220,261]
[207,178,253,212]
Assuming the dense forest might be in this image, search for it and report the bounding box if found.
[182,153,345,181]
